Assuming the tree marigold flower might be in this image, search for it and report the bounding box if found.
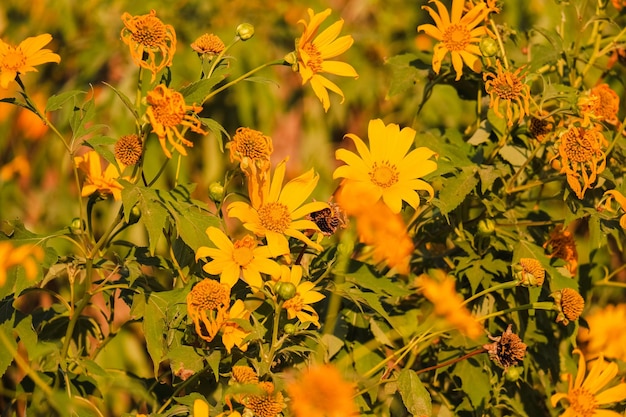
[146,84,207,158]
[601,189,626,229]
[333,118,437,214]
[227,159,329,258]
[552,288,585,325]
[114,134,143,166]
[515,258,545,287]
[243,381,284,417]
[195,227,281,289]
[483,60,531,127]
[276,265,325,328]
[120,10,176,82]
[294,8,359,112]
[0,33,61,88]
[417,0,492,80]
[0,242,45,287]
[544,225,579,276]
[551,348,626,417]
[551,120,607,200]
[221,300,252,353]
[191,33,225,57]
[483,324,527,369]
[232,366,259,384]
[286,364,359,417]
[187,279,230,342]
[578,83,620,125]
[528,110,556,142]
[74,150,125,201]
[578,303,626,362]
[228,127,273,175]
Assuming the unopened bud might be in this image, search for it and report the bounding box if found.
[480,37,499,57]
[208,182,225,202]
[236,23,255,41]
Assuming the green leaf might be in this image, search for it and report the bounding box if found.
[397,369,432,417]
[0,321,17,378]
[385,53,422,97]
[455,359,490,409]
[169,203,219,251]
[144,296,167,376]
[432,166,478,215]
[179,73,226,105]
[45,90,85,112]
[102,82,139,119]
[121,183,169,254]
[345,264,411,297]
[200,117,230,152]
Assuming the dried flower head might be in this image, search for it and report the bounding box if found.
[186,279,230,342]
[544,225,578,276]
[114,134,143,166]
[552,288,585,325]
[483,324,527,369]
[120,10,176,82]
[516,258,545,287]
[244,381,284,417]
[191,33,225,56]
[232,366,259,384]
[483,60,530,126]
[0,33,61,88]
[528,111,555,142]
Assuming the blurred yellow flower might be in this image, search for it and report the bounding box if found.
[295,8,358,112]
[483,60,530,126]
[196,227,281,289]
[417,270,483,340]
[277,265,325,328]
[186,279,230,342]
[417,0,491,80]
[0,155,31,182]
[578,83,620,125]
[0,33,60,88]
[0,242,45,287]
[601,189,626,229]
[551,349,626,417]
[227,159,329,258]
[222,300,251,353]
[146,84,207,158]
[552,120,607,200]
[333,118,437,214]
[286,364,359,417]
[193,399,210,417]
[579,304,626,362]
[544,225,578,276]
[74,150,125,201]
[120,10,176,82]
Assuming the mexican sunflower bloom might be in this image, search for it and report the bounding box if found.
[277,265,325,328]
[601,189,626,229]
[483,60,531,126]
[578,84,620,125]
[120,10,176,82]
[195,227,281,289]
[244,381,285,417]
[294,8,358,112]
[74,150,126,201]
[551,349,626,417]
[227,160,329,258]
[417,0,491,80]
[146,84,207,158]
[552,120,607,200]
[221,300,251,353]
[333,118,437,214]
[286,364,359,417]
[578,303,626,362]
[187,279,230,342]
[0,242,45,287]
[0,34,60,88]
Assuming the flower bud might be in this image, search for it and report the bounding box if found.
[208,182,225,202]
[276,282,297,300]
[477,219,496,236]
[283,323,296,335]
[236,23,255,41]
[480,37,499,57]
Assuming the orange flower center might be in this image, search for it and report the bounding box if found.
[2,49,26,71]
[258,202,291,233]
[150,92,186,127]
[567,387,597,417]
[191,33,225,55]
[562,127,597,163]
[188,279,230,311]
[302,43,323,73]
[232,127,272,160]
[283,294,304,312]
[131,16,167,48]
[369,161,399,188]
[232,235,257,267]
[489,71,525,100]
[443,24,471,51]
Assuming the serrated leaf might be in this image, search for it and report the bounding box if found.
[144,296,166,377]
[45,90,85,112]
[385,53,423,97]
[432,166,478,215]
[345,264,411,297]
[200,117,230,152]
[397,369,432,417]
[0,321,17,378]
[179,74,226,105]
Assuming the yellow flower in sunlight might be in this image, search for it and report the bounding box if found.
[578,304,626,362]
[74,150,125,201]
[483,60,531,127]
[196,227,281,289]
[227,160,329,258]
[120,10,176,82]
[544,225,579,276]
[417,270,483,340]
[277,265,325,328]
[286,364,359,417]
[191,33,225,57]
[602,189,626,229]
[552,120,607,200]
[417,0,491,80]
[0,33,60,88]
[0,242,45,287]
[146,84,207,158]
[295,8,358,112]
[244,381,285,417]
[578,83,620,125]
[333,118,437,214]
[228,127,273,175]
[551,349,626,417]
[193,399,210,417]
[187,279,230,342]
[222,300,251,353]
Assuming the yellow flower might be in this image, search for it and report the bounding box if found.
[417,0,491,80]
[286,364,359,417]
[552,119,607,199]
[222,300,251,353]
[544,225,579,276]
[516,258,545,287]
[0,33,60,88]
[120,10,176,82]
[195,227,280,289]
[74,150,125,201]
[0,242,45,287]
[417,270,483,340]
[186,279,230,342]
[333,118,437,214]
[0,155,31,182]
[552,288,585,326]
[146,84,207,158]
[578,83,620,125]
[601,189,626,229]
[578,303,626,362]
[227,159,329,258]
[295,8,358,112]
[193,399,210,417]
[551,349,626,417]
[228,127,273,207]
[277,265,325,328]
[483,60,531,127]
[191,33,225,57]
[243,381,284,417]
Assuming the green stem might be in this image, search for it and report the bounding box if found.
[489,19,509,69]
[477,302,556,322]
[461,280,520,307]
[157,364,214,413]
[206,37,240,79]
[416,347,486,375]
[505,144,543,193]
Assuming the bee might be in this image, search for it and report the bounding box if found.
[306,201,348,236]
